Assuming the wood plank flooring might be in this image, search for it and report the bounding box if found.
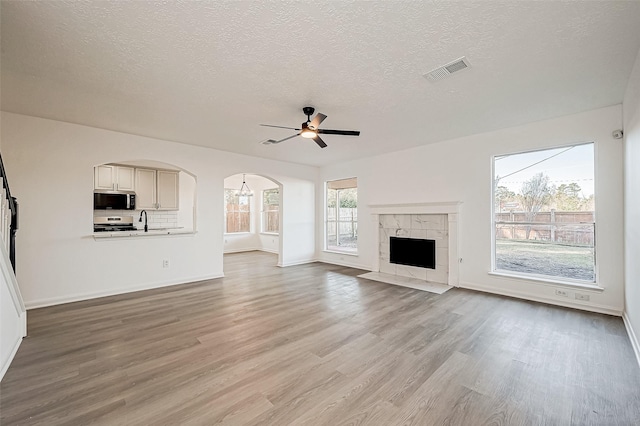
[1,251,639,425]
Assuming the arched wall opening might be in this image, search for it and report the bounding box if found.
[93,159,197,233]
[223,173,282,266]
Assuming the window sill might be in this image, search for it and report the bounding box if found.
[260,232,279,236]
[488,270,604,292]
[323,250,359,257]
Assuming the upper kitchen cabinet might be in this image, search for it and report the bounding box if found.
[134,168,157,209]
[94,165,135,191]
[157,170,179,210]
[135,168,179,210]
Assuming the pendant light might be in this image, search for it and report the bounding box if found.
[237,174,253,197]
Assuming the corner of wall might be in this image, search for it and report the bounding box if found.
[623,312,640,368]
[623,44,640,367]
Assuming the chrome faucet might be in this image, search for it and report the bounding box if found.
[138,210,148,232]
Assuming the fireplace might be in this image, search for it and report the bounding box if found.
[367,202,461,288]
[390,237,436,269]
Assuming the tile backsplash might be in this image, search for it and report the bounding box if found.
[93,210,178,229]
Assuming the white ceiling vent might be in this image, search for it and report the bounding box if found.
[424,57,471,82]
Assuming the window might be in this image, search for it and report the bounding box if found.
[262,188,279,234]
[493,143,595,283]
[326,177,357,253]
[225,189,250,233]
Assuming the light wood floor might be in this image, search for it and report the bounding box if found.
[2,251,639,425]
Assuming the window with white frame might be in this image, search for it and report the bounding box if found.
[493,143,595,283]
[224,189,250,233]
[261,188,279,234]
[326,177,357,253]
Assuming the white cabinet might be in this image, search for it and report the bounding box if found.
[134,168,157,209]
[157,170,179,210]
[94,165,135,191]
[134,168,179,210]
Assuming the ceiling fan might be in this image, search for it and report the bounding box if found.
[260,106,360,148]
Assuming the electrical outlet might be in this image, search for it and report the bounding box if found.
[555,289,569,297]
[575,293,590,301]
[163,259,169,268]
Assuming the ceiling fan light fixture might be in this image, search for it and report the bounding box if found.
[300,128,316,139]
[260,106,360,148]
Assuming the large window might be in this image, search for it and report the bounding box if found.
[493,143,595,283]
[261,188,279,234]
[225,189,250,233]
[326,177,357,253]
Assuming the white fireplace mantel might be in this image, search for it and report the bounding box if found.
[368,201,462,216]
[368,202,462,287]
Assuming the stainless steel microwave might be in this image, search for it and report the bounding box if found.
[93,190,136,210]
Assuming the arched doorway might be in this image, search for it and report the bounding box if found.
[222,173,282,267]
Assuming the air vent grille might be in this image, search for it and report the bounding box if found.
[424,57,471,82]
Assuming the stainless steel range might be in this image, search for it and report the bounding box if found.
[93,216,137,232]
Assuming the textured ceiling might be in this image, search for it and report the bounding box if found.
[2,1,640,167]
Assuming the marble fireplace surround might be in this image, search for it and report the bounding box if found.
[369,202,461,287]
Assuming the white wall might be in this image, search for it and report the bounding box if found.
[623,46,640,362]
[1,112,317,308]
[280,178,316,267]
[319,105,625,315]
[0,250,26,381]
[177,170,196,231]
[223,174,280,254]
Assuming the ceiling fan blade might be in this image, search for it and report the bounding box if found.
[260,124,301,131]
[312,135,328,148]
[272,134,300,144]
[317,129,360,136]
[309,113,327,130]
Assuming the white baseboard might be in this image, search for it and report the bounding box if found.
[224,247,262,254]
[623,312,640,368]
[260,248,279,254]
[224,247,279,254]
[278,258,317,267]
[1,334,23,382]
[25,273,224,310]
[319,257,371,271]
[459,280,622,316]
[21,310,27,337]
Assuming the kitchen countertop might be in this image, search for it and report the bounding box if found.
[93,228,196,239]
